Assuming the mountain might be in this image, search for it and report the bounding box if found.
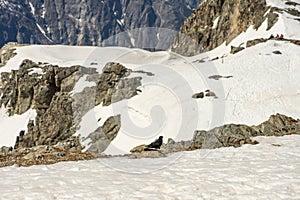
[0,0,299,161]
[171,0,300,55]
[0,0,201,47]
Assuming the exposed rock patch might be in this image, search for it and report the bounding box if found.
[95,62,142,106]
[208,75,233,80]
[285,1,300,6]
[0,144,95,168]
[85,115,121,154]
[230,46,245,54]
[246,38,268,48]
[273,50,282,54]
[193,90,217,99]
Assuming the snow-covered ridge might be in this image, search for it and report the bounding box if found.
[0,37,299,154]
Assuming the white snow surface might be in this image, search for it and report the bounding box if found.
[28,2,35,15]
[0,108,36,147]
[0,135,300,199]
[36,24,53,43]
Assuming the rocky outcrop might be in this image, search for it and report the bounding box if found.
[191,114,299,149]
[171,0,272,56]
[192,90,217,99]
[246,38,268,48]
[253,114,300,136]
[131,114,300,158]
[95,62,142,106]
[191,124,258,150]
[0,143,95,168]
[85,115,121,154]
[0,59,147,160]
[0,60,83,149]
[0,0,201,48]
[230,46,245,54]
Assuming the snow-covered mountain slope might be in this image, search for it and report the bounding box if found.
[0,36,299,154]
[0,0,299,155]
[172,0,300,55]
[1,134,299,199]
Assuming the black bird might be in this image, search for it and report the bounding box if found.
[147,136,163,149]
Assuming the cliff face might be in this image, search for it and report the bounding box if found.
[171,0,274,56]
[0,59,142,154]
[0,0,201,47]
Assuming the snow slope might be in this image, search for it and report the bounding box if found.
[0,0,300,154]
[0,135,299,199]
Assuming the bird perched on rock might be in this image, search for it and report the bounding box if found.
[147,136,163,149]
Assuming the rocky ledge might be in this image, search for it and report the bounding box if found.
[0,143,95,168]
[130,114,300,158]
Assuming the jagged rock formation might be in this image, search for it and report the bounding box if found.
[0,0,201,47]
[95,62,142,106]
[171,0,276,56]
[85,115,121,154]
[0,0,50,47]
[0,59,145,156]
[131,114,300,158]
[0,59,83,149]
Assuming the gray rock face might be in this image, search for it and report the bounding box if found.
[0,59,82,149]
[171,0,271,56]
[86,115,121,154]
[95,62,142,106]
[0,58,147,156]
[0,0,201,47]
[191,114,300,149]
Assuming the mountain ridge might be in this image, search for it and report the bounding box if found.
[0,0,201,47]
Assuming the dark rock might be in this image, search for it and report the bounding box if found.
[0,0,201,48]
[192,92,204,99]
[272,50,282,54]
[205,91,217,98]
[285,1,300,6]
[209,75,233,80]
[230,46,245,54]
